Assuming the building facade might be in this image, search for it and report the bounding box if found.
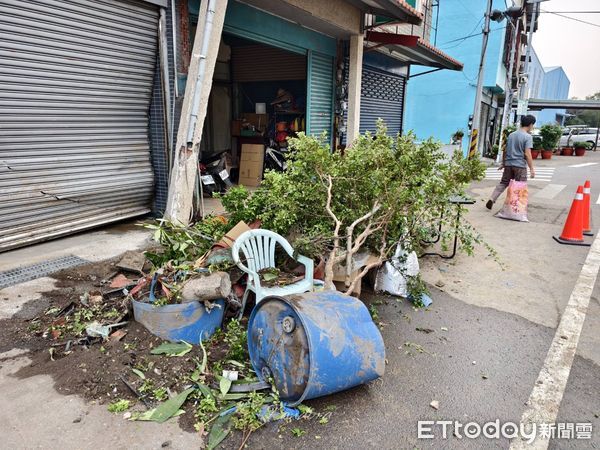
[0,0,462,251]
[403,0,535,156]
[536,66,570,125]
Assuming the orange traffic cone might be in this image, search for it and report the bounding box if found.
[553,186,591,246]
[583,180,594,236]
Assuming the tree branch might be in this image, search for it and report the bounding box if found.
[323,174,342,289]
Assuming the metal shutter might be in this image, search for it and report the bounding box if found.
[0,0,158,252]
[360,65,405,136]
[307,51,333,138]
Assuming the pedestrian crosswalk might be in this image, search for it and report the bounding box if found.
[484,167,555,183]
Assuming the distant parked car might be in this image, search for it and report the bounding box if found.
[559,126,599,150]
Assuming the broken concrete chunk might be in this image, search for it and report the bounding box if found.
[116,251,146,274]
[110,274,133,289]
[180,272,231,302]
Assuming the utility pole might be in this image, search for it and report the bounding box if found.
[496,14,519,163]
[515,0,539,123]
[164,0,228,225]
[468,0,493,158]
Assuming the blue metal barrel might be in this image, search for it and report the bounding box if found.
[247,291,385,406]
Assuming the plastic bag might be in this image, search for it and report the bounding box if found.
[495,179,528,222]
[374,245,419,297]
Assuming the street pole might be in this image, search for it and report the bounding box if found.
[515,0,538,124]
[496,16,518,164]
[468,0,493,159]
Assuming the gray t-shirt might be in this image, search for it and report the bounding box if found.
[505,130,533,168]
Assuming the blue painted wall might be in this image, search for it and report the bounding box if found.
[536,67,570,125]
[403,0,506,152]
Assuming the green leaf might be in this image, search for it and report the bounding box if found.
[133,408,186,422]
[262,272,278,281]
[219,377,232,396]
[150,341,192,357]
[146,387,194,423]
[220,392,249,401]
[131,368,146,380]
[199,340,208,373]
[196,383,214,399]
[225,359,245,368]
[207,413,232,450]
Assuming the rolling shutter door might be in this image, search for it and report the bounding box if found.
[360,65,405,136]
[0,0,158,252]
[307,51,334,138]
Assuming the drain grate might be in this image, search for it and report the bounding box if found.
[0,255,89,289]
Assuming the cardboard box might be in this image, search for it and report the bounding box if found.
[239,144,264,187]
[242,113,269,132]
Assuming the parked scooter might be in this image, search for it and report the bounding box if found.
[199,150,232,196]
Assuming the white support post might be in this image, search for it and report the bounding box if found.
[164,0,228,224]
[346,34,363,146]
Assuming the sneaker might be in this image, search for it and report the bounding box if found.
[486,200,493,210]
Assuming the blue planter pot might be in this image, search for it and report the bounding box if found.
[132,299,225,344]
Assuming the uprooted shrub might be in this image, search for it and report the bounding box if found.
[219,120,487,298]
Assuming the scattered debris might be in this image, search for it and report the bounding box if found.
[116,251,147,274]
[180,272,231,302]
[86,321,127,339]
[110,274,133,289]
[430,400,440,410]
[440,326,448,332]
[435,280,445,288]
[415,327,434,334]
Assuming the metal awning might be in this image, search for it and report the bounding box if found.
[508,99,600,111]
[346,0,423,24]
[365,31,463,71]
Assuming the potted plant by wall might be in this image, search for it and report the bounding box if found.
[451,129,464,145]
[531,135,542,159]
[573,141,591,156]
[540,124,562,160]
[561,145,574,156]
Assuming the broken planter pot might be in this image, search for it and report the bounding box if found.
[248,291,385,406]
[132,299,225,344]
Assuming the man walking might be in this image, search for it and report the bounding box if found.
[486,115,537,210]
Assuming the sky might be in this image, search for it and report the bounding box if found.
[533,0,600,99]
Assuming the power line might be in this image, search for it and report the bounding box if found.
[439,26,505,50]
[540,10,600,28]
[540,11,600,14]
[438,16,483,47]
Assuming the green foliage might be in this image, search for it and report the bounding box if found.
[223,319,248,362]
[195,395,219,423]
[108,399,131,413]
[291,428,306,437]
[532,136,543,151]
[540,124,562,150]
[219,121,487,299]
[573,141,592,149]
[452,129,464,139]
[503,125,517,139]
[144,216,230,266]
[232,392,268,432]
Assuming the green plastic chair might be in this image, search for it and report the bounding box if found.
[232,229,314,317]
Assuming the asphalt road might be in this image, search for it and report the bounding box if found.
[239,288,599,449]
